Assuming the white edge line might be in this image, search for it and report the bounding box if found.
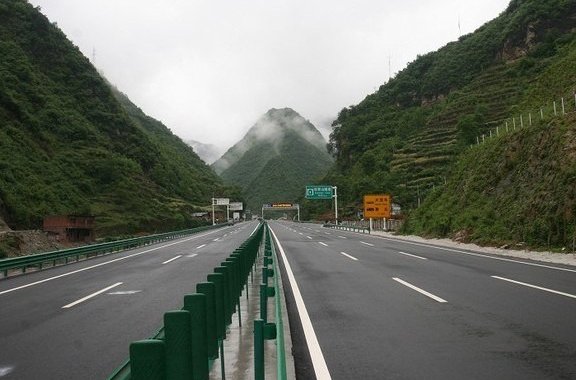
[373,236,576,273]
[63,282,123,308]
[162,255,183,265]
[398,251,428,260]
[319,242,328,247]
[249,223,260,236]
[0,230,220,296]
[269,227,332,380]
[492,276,576,299]
[392,277,447,303]
[340,252,358,261]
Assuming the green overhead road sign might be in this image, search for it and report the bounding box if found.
[305,185,333,200]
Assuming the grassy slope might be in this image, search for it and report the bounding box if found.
[0,1,226,235]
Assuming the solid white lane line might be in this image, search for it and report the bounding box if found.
[62,282,123,309]
[338,236,347,239]
[307,236,313,240]
[375,236,576,273]
[269,227,332,380]
[187,254,198,258]
[162,255,182,265]
[398,251,428,260]
[319,242,328,247]
[340,252,358,261]
[0,230,221,296]
[392,278,447,303]
[360,241,374,247]
[492,276,576,300]
[196,244,207,249]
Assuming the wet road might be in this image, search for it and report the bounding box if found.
[0,221,259,380]
[270,221,576,380]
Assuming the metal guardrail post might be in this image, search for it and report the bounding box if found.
[129,339,165,380]
[254,319,265,380]
[164,310,194,379]
[196,282,218,360]
[183,294,209,380]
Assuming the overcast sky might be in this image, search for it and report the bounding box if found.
[29,0,510,151]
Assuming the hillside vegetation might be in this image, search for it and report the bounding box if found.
[323,0,576,248]
[213,108,333,212]
[0,0,231,236]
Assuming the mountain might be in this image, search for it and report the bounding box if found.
[187,140,223,164]
[0,0,229,236]
[212,108,333,212]
[324,0,576,248]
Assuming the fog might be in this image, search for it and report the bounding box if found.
[29,0,511,151]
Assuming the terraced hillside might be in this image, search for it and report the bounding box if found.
[324,0,576,215]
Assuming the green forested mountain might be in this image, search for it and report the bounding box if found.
[212,108,333,212]
[0,0,229,235]
[324,0,576,248]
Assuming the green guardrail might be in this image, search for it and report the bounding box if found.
[254,224,287,380]
[108,222,265,380]
[323,223,370,234]
[0,224,229,278]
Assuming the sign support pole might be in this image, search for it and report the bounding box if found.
[212,198,215,225]
[333,186,338,225]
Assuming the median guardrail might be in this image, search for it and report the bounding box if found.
[0,224,227,278]
[254,224,287,380]
[108,222,265,380]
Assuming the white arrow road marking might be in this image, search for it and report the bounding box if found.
[162,255,182,264]
[63,282,123,309]
[492,276,576,299]
[0,366,14,377]
[393,278,447,303]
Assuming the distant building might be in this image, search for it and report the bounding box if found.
[43,215,95,243]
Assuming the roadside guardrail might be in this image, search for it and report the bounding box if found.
[0,224,227,278]
[108,222,265,380]
[323,223,370,234]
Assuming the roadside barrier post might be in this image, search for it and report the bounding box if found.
[129,339,165,380]
[183,294,209,380]
[197,282,218,360]
[164,310,194,380]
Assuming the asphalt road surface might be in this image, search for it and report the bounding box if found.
[0,221,259,380]
[270,221,576,380]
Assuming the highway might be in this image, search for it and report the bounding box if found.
[0,221,259,380]
[269,221,576,380]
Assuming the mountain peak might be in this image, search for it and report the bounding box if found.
[212,108,327,174]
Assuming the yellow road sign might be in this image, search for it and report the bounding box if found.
[363,194,391,218]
